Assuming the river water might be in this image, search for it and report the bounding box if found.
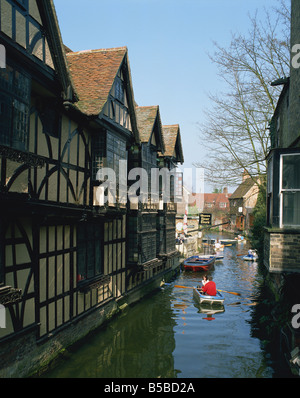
[42,234,291,378]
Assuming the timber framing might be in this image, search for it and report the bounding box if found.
[0,0,184,377]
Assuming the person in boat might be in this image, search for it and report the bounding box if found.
[248,249,254,259]
[201,275,208,286]
[215,240,222,250]
[199,276,217,296]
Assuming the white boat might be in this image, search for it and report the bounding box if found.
[193,287,225,305]
[243,250,258,261]
[243,255,257,261]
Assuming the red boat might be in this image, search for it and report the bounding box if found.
[183,255,215,272]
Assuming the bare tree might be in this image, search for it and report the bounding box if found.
[195,0,290,188]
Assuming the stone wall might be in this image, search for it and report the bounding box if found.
[264,229,300,273]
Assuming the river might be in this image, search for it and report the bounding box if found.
[42,233,291,378]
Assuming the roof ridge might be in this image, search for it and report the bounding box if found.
[136,105,159,109]
[66,46,128,56]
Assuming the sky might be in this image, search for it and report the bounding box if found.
[53,0,283,193]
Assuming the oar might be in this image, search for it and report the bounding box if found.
[174,285,241,296]
[218,289,241,296]
[174,285,193,289]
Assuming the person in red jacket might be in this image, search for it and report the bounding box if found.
[200,276,217,296]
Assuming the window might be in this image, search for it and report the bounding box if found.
[37,99,60,138]
[0,65,30,150]
[92,133,106,179]
[77,223,103,282]
[127,216,139,262]
[115,78,124,103]
[280,154,300,227]
[142,144,157,199]
[106,78,131,130]
[92,130,127,205]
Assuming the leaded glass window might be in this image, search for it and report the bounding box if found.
[0,64,30,150]
[77,223,103,282]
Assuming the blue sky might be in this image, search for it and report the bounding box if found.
[54,0,283,192]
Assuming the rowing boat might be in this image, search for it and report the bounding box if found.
[220,239,237,245]
[193,287,225,305]
[183,255,215,272]
[243,250,258,261]
[243,255,257,261]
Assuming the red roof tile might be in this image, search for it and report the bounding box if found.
[136,106,159,142]
[161,125,184,163]
[66,47,127,116]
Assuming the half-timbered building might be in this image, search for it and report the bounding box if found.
[159,125,184,262]
[127,105,165,287]
[0,0,183,377]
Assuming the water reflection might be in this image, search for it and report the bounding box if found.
[43,232,288,378]
[45,290,178,378]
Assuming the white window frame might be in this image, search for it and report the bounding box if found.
[279,153,300,228]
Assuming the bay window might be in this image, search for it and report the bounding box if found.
[92,129,127,206]
[267,148,300,229]
[280,154,300,227]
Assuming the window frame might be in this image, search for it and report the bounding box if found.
[279,153,300,228]
[77,222,104,284]
[0,62,30,151]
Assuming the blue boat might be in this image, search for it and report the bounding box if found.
[193,287,225,305]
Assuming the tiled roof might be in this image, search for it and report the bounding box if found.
[204,193,231,204]
[136,106,159,142]
[135,105,165,152]
[229,178,257,199]
[161,125,184,163]
[66,47,127,116]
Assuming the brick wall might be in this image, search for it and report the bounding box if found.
[264,229,300,273]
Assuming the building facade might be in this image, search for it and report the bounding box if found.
[264,0,300,376]
[265,0,300,275]
[229,177,259,234]
[0,0,183,377]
